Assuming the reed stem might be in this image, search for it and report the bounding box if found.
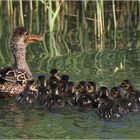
[112,0,117,29]
[30,0,33,11]
[19,0,24,26]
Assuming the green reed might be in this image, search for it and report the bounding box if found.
[48,0,62,33]
[19,0,24,26]
[0,0,140,55]
[0,0,1,9]
[30,0,33,11]
[112,0,117,29]
[95,0,105,51]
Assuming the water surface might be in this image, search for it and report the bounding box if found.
[0,1,140,139]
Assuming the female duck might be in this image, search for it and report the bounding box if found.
[0,27,43,98]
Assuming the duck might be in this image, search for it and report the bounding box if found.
[47,69,61,95]
[60,75,69,83]
[37,75,51,107]
[97,85,130,119]
[97,86,114,118]
[110,86,129,116]
[49,69,61,85]
[75,81,94,108]
[86,81,99,108]
[86,81,97,94]
[0,27,43,98]
[55,74,70,96]
[121,80,140,111]
[44,74,70,109]
[37,75,48,94]
[55,75,75,106]
[63,81,76,106]
[38,73,68,110]
[15,80,39,105]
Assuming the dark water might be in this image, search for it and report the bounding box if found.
[0,1,140,139]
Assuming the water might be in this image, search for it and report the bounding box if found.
[0,100,140,139]
[0,1,140,139]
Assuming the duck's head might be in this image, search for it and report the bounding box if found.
[110,86,121,98]
[76,81,87,93]
[50,69,60,80]
[61,75,69,82]
[50,68,58,75]
[66,82,75,93]
[10,27,43,50]
[121,80,133,91]
[37,75,46,87]
[99,86,109,98]
[26,80,39,92]
[87,81,97,93]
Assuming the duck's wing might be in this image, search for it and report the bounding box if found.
[0,67,17,82]
[0,67,32,83]
[0,81,25,97]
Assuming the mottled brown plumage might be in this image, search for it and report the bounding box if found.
[0,27,43,98]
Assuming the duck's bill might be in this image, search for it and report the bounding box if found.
[28,34,43,43]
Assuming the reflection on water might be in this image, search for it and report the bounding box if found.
[31,47,140,89]
[0,100,140,139]
[0,1,140,139]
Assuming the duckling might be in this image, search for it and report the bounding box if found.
[39,74,69,110]
[61,81,76,106]
[55,74,70,96]
[75,81,94,108]
[61,75,69,83]
[37,75,46,87]
[86,81,97,94]
[97,86,114,118]
[37,75,48,94]
[121,80,140,111]
[122,80,140,100]
[41,84,64,110]
[75,81,87,104]
[49,69,60,84]
[37,75,51,106]
[47,75,70,108]
[110,86,129,116]
[120,80,133,97]
[47,69,61,96]
[86,81,99,108]
[16,80,39,105]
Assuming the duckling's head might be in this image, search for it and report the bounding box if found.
[110,86,121,98]
[49,68,60,81]
[26,80,39,92]
[121,80,133,91]
[37,75,46,87]
[50,69,58,75]
[10,27,43,50]
[87,81,97,93]
[99,86,109,98]
[76,81,87,93]
[66,82,75,93]
[61,75,69,82]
